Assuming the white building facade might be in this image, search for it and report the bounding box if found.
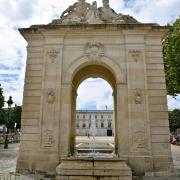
[76,110,114,136]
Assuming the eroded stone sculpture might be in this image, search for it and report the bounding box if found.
[47,49,59,63]
[60,0,91,24]
[134,88,142,104]
[133,131,147,150]
[129,50,142,62]
[42,129,54,147]
[46,89,56,104]
[85,42,104,62]
[86,1,102,24]
[98,0,123,23]
[51,0,140,25]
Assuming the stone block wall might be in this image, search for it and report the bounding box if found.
[145,36,174,176]
[16,24,174,176]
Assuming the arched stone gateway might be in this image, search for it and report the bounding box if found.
[17,0,176,179]
[69,64,118,155]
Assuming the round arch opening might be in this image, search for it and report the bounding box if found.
[70,64,119,156]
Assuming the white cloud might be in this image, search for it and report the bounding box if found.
[167,95,180,110]
[77,78,113,110]
[0,0,179,108]
[118,0,180,24]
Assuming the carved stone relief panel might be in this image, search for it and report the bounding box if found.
[47,49,59,63]
[134,88,142,104]
[129,50,143,62]
[130,88,149,153]
[46,89,56,104]
[42,129,54,147]
[85,42,104,62]
[40,48,58,147]
[132,130,148,151]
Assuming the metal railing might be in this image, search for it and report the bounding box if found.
[0,133,20,144]
[0,172,21,180]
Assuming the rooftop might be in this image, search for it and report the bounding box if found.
[77,110,113,113]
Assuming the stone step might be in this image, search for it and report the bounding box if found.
[77,148,113,153]
[56,157,132,180]
[133,177,180,180]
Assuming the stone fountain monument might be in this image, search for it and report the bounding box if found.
[17,0,176,179]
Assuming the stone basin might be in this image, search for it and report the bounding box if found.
[56,157,132,180]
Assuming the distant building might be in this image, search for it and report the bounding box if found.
[76,110,114,136]
[0,125,6,133]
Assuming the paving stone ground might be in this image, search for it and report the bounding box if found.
[0,138,180,179]
[171,144,180,175]
[0,143,18,177]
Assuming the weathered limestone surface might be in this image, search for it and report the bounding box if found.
[56,158,132,180]
[16,0,175,179]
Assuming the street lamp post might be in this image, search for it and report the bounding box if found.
[4,96,13,149]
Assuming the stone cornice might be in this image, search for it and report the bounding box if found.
[19,23,167,32]
[19,23,168,38]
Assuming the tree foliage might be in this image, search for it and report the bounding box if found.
[169,109,180,132]
[0,85,22,129]
[0,84,5,125]
[0,84,4,109]
[0,109,6,125]
[163,18,180,96]
[0,106,22,129]
[10,105,22,129]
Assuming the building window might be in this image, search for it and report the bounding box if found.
[96,123,98,128]
[101,122,104,128]
[82,123,86,128]
[108,115,111,118]
[76,122,79,128]
[95,115,97,119]
[77,115,79,119]
[108,122,111,128]
[89,123,91,128]
[89,115,91,119]
[101,115,103,119]
[83,115,85,119]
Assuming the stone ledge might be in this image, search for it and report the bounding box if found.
[56,176,131,180]
[133,176,179,180]
[19,23,165,33]
[56,157,132,179]
[136,177,179,180]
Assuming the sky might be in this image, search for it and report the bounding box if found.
[77,78,113,110]
[0,0,179,110]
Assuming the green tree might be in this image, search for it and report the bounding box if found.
[0,84,4,109]
[163,18,180,96]
[0,109,6,125]
[10,105,22,130]
[0,84,5,125]
[169,109,180,132]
